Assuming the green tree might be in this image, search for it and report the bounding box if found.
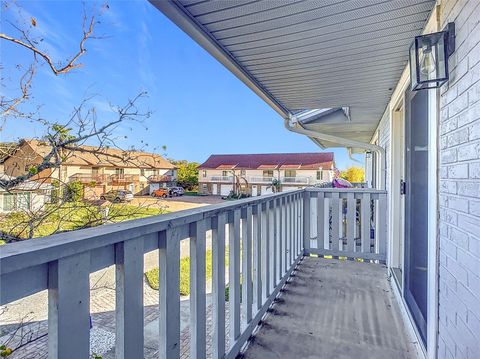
[65,181,84,202]
[171,160,199,191]
[340,166,365,183]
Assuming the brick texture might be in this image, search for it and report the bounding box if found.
[438,1,480,358]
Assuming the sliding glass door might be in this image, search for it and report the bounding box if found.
[404,87,429,345]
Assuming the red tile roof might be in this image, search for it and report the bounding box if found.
[199,153,334,170]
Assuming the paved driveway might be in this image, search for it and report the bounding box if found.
[130,195,224,212]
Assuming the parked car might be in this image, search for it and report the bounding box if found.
[152,188,170,198]
[170,186,185,196]
[100,189,134,202]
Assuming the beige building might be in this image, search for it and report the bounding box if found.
[1,139,176,197]
[198,153,335,196]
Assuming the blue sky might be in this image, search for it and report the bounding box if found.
[1,1,364,170]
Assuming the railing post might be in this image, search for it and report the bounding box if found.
[283,197,288,274]
[296,194,301,257]
[271,199,277,288]
[303,190,310,256]
[253,204,262,311]
[317,192,325,250]
[378,193,387,260]
[115,237,145,359]
[278,197,283,279]
[361,193,371,253]
[299,193,304,254]
[292,195,297,259]
[346,192,356,252]
[48,252,90,359]
[189,219,207,359]
[212,214,226,359]
[242,206,253,324]
[229,209,241,343]
[331,192,340,252]
[261,202,269,301]
[159,229,181,359]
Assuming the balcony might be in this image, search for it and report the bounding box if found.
[0,187,413,359]
[69,173,108,184]
[210,175,234,182]
[248,176,274,183]
[109,174,139,184]
[281,176,310,184]
[148,174,173,183]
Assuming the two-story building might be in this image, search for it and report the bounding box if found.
[1,139,176,197]
[198,152,335,196]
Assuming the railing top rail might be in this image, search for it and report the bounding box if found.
[0,189,304,275]
[306,187,387,194]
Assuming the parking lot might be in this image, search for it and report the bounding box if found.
[130,194,225,212]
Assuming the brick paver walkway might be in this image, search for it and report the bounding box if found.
[1,279,235,359]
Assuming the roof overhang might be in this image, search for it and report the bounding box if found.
[151,0,435,149]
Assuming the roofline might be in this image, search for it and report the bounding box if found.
[198,152,335,170]
[149,0,291,119]
[60,163,175,170]
[198,165,334,170]
[202,152,334,157]
[3,140,175,169]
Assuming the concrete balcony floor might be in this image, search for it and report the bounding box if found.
[243,257,417,359]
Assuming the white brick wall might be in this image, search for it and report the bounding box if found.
[438,1,480,358]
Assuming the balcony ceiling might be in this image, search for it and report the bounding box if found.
[151,0,435,147]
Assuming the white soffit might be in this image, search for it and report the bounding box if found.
[151,0,435,147]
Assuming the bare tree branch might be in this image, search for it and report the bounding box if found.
[0,15,95,76]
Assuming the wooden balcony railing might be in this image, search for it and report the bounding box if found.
[303,188,387,260]
[69,173,109,184]
[147,174,173,182]
[0,187,387,358]
[109,174,139,183]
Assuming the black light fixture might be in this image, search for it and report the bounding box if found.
[409,22,455,91]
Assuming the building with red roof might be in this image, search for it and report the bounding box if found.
[198,152,335,196]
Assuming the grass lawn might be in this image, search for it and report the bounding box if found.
[0,202,167,240]
[145,248,229,296]
[184,191,206,196]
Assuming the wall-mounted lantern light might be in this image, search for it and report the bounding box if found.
[410,23,455,91]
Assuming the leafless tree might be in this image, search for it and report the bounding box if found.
[0,1,168,243]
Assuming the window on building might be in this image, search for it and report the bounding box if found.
[3,193,14,211]
[3,192,31,211]
[263,170,274,177]
[240,169,246,176]
[140,169,145,176]
[202,170,207,178]
[222,170,228,177]
[202,184,207,190]
[316,170,323,180]
[115,168,124,175]
[284,170,296,177]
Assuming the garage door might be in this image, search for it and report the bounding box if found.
[220,184,233,196]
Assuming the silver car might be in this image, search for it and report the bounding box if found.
[100,189,134,202]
